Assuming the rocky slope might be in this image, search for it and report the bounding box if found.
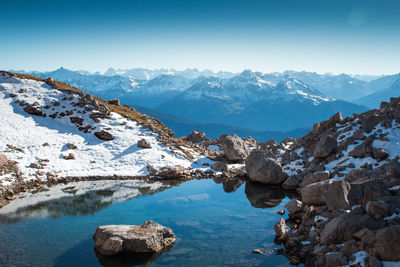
[244,96,400,266]
[0,71,232,207]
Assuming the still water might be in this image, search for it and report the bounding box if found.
[0,178,294,266]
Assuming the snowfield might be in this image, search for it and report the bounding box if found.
[0,74,211,186]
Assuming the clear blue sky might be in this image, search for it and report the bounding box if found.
[1,0,399,74]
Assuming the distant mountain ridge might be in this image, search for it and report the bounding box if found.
[14,67,399,133]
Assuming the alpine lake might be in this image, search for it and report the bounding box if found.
[0,177,298,267]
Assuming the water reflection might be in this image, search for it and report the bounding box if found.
[244,181,286,208]
[0,180,169,223]
[213,177,245,193]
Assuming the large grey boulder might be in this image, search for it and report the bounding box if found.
[300,180,332,205]
[222,134,250,162]
[320,213,383,245]
[324,180,351,211]
[314,135,337,158]
[245,149,287,185]
[93,220,175,256]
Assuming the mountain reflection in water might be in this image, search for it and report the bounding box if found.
[0,180,170,223]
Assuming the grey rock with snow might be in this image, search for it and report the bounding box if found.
[93,220,175,256]
[186,130,208,143]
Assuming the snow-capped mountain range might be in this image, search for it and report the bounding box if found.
[12,67,399,132]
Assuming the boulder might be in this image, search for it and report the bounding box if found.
[320,213,383,245]
[300,170,330,187]
[137,139,152,149]
[300,180,332,205]
[366,200,389,219]
[0,154,8,168]
[274,218,288,238]
[93,221,175,256]
[361,115,380,132]
[222,134,250,162]
[375,226,400,261]
[281,175,300,190]
[372,148,389,161]
[186,130,208,143]
[324,180,351,211]
[211,161,228,172]
[285,199,303,214]
[95,130,114,141]
[314,135,337,158]
[349,143,370,158]
[66,143,77,149]
[157,166,191,179]
[245,149,287,185]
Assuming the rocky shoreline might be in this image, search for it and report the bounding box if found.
[245,97,400,266]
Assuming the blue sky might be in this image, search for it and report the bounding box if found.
[1,0,399,74]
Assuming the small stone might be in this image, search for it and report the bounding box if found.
[137,139,152,149]
[277,209,285,215]
[274,218,288,238]
[252,249,263,254]
[95,130,114,141]
[66,143,77,149]
[63,153,75,160]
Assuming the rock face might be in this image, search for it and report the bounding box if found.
[94,130,114,141]
[313,135,337,158]
[0,154,8,168]
[222,134,250,162]
[93,220,175,256]
[186,130,207,143]
[245,149,287,185]
[137,139,152,149]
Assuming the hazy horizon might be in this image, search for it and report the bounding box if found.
[1,0,399,75]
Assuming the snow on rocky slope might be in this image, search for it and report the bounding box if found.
[243,96,400,265]
[0,71,213,187]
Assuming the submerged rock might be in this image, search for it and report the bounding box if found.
[93,220,175,256]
